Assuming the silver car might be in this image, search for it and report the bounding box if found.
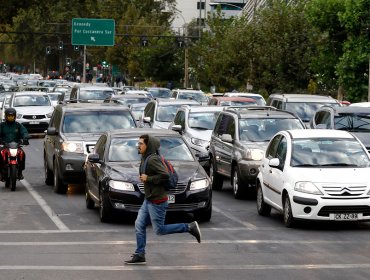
[169,105,224,167]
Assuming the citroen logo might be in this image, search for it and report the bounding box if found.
[32,115,36,119]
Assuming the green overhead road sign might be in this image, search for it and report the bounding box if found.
[72,18,115,46]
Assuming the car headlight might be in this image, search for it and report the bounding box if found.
[109,181,135,191]
[243,149,264,161]
[46,112,53,118]
[191,138,209,147]
[17,114,23,119]
[190,179,209,191]
[294,181,323,195]
[61,141,84,153]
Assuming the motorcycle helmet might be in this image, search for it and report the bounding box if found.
[5,108,16,123]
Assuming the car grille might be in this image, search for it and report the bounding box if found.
[322,185,367,197]
[23,114,46,119]
[318,206,370,217]
[137,182,188,195]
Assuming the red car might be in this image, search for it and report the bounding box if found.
[208,96,258,106]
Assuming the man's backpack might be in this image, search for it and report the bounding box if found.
[141,153,178,191]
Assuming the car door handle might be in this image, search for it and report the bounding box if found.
[269,169,272,173]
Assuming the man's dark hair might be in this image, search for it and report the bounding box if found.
[139,134,149,145]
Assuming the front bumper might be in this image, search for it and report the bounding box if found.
[291,193,370,221]
[107,184,211,214]
[57,152,86,184]
[237,159,261,185]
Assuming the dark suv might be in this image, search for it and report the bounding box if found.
[208,107,305,199]
[44,103,137,194]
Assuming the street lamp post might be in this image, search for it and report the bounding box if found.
[174,11,189,88]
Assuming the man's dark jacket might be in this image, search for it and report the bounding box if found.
[140,135,169,201]
[0,121,29,143]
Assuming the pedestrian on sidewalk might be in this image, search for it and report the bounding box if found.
[124,134,201,265]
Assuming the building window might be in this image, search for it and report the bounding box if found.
[197,1,205,10]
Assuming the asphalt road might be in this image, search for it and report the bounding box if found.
[1,137,370,280]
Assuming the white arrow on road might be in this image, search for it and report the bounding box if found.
[91,37,96,42]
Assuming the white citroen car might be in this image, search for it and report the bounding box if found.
[256,129,370,227]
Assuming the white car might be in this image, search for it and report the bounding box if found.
[4,91,54,133]
[256,129,370,227]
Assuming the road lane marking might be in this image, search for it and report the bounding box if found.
[213,205,257,229]
[0,239,364,245]
[0,263,369,271]
[21,179,70,232]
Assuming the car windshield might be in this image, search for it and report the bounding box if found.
[188,112,220,130]
[334,113,370,132]
[246,96,266,106]
[156,105,184,122]
[62,111,136,133]
[178,92,208,103]
[48,94,62,101]
[108,137,194,162]
[79,89,113,100]
[285,102,339,122]
[14,95,51,106]
[239,118,303,142]
[131,107,145,121]
[291,138,370,168]
[147,88,171,98]
[115,98,150,106]
[220,100,256,106]
[38,81,56,88]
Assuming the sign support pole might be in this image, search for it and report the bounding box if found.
[83,45,86,83]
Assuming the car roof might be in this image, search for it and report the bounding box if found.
[269,94,337,102]
[111,95,149,99]
[224,92,263,97]
[154,99,200,105]
[174,89,204,93]
[333,106,370,114]
[77,86,114,91]
[179,105,224,113]
[349,102,370,107]
[287,129,354,139]
[227,107,299,119]
[211,96,256,102]
[108,128,181,138]
[57,103,131,112]
[13,91,50,96]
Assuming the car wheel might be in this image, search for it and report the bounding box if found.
[194,200,212,222]
[99,189,112,223]
[209,159,223,191]
[85,182,95,209]
[44,154,53,186]
[283,194,295,228]
[256,182,271,216]
[232,167,246,199]
[53,159,68,194]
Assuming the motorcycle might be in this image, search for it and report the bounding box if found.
[0,141,25,191]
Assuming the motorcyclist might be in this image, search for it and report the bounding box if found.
[0,108,29,180]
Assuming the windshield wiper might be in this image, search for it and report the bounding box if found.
[320,163,358,167]
[190,126,209,130]
[293,164,317,167]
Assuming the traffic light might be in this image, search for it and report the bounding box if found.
[66,58,71,66]
[73,45,80,51]
[141,37,149,47]
[176,37,185,48]
[58,41,63,51]
[46,46,51,55]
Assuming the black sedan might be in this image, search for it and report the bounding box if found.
[84,128,212,223]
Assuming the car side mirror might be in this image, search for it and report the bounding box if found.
[88,153,101,163]
[195,153,210,162]
[269,158,280,167]
[46,127,58,136]
[143,116,151,123]
[221,134,233,143]
[171,124,183,133]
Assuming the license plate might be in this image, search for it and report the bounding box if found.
[29,121,40,124]
[168,195,175,204]
[331,213,359,220]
